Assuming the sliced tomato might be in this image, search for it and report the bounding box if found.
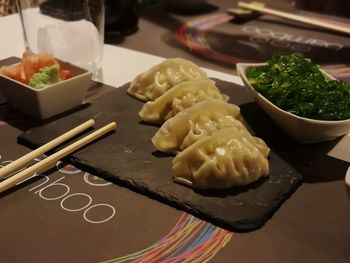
[59,69,71,80]
[22,55,38,81]
[1,51,65,85]
[0,64,19,79]
[0,63,25,83]
[37,53,58,69]
[18,63,29,84]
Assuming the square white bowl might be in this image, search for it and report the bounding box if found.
[0,59,92,119]
[237,62,350,143]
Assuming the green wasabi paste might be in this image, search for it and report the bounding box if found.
[29,64,60,89]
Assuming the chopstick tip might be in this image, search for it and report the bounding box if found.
[88,119,96,125]
[110,122,117,129]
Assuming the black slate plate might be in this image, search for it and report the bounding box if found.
[18,79,306,231]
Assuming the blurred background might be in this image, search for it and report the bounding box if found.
[1,0,349,82]
[1,0,349,18]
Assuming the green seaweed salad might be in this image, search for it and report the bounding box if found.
[246,52,350,121]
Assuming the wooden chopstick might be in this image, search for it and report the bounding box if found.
[0,119,96,179]
[0,122,117,193]
[237,1,350,35]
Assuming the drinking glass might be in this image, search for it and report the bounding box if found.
[16,0,105,81]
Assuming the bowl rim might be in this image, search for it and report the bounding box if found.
[236,62,350,125]
[0,61,92,92]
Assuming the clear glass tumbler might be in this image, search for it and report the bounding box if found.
[16,0,105,81]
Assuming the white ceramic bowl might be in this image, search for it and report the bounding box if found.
[346,166,350,199]
[237,62,350,143]
[0,60,92,119]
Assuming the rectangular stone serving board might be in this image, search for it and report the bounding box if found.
[18,79,318,231]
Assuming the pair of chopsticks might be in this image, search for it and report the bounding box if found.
[0,119,117,193]
[232,2,350,35]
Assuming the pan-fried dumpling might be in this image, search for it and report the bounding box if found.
[172,127,270,189]
[127,58,209,101]
[139,79,229,124]
[152,100,244,153]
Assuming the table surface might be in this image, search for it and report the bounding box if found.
[0,1,350,262]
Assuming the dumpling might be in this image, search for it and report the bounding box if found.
[152,100,244,154]
[172,127,270,189]
[127,58,209,101]
[139,79,229,124]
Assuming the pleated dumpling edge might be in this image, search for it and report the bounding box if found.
[138,79,229,124]
[151,99,243,154]
[172,127,270,190]
[127,58,209,101]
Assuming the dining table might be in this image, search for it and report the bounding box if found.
[0,1,349,262]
